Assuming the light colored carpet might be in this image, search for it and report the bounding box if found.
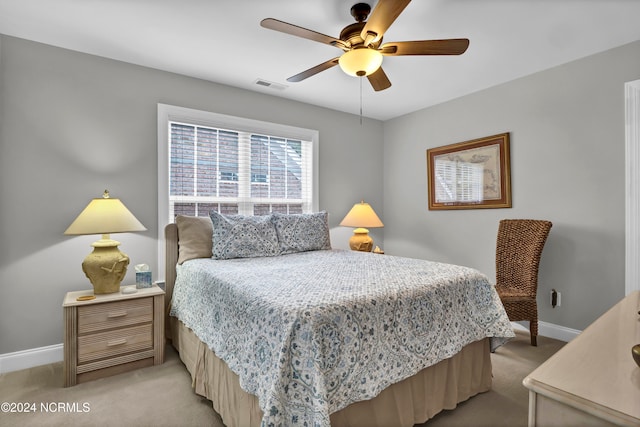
[0,330,564,427]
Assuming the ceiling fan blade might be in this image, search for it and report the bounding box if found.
[380,39,470,56]
[361,0,412,46]
[367,67,392,91]
[287,58,340,83]
[261,18,347,50]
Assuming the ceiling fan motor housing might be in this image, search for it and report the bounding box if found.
[343,3,382,49]
[340,23,367,48]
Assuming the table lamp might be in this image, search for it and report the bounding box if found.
[340,201,383,252]
[64,190,147,294]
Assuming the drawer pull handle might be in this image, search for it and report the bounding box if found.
[106,338,127,347]
[107,311,128,318]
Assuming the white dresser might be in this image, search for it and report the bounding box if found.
[523,291,640,426]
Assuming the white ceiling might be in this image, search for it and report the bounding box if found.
[1,0,639,121]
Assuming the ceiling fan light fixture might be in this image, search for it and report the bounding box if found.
[338,47,383,77]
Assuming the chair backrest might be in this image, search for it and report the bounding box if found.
[495,219,552,296]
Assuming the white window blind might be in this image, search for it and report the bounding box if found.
[169,122,313,219]
[169,123,241,218]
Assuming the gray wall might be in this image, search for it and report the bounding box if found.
[0,35,384,353]
[383,40,640,331]
[2,32,639,354]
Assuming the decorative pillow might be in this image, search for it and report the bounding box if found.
[209,212,280,260]
[175,215,213,265]
[272,211,331,255]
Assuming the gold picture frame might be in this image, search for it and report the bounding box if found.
[426,133,511,210]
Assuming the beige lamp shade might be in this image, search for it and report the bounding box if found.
[65,190,146,294]
[340,201,384,228]
[340,201,383,252]
[64,190,147,235]
[338,47,383,77]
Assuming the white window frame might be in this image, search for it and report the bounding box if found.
[157,104,319,277]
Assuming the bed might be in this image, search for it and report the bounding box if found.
[164,213,514,427]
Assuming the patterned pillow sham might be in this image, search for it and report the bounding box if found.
[272,211,331,254]
[209,212,280,260]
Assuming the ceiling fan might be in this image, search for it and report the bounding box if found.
[260,0,469,92]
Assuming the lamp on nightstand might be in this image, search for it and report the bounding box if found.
[64,190,146,294]
[340,200,383,252]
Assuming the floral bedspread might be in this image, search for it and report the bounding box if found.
[170,249,514,427]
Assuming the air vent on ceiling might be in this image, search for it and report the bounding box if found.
[254,79,288,91]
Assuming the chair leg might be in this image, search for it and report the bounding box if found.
[530,319,538,346]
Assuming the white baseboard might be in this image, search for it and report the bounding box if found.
[512,321,581,342]
[0,343,63,374]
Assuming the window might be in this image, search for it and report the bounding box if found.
[168,123,312,218]
[157,104,319,271]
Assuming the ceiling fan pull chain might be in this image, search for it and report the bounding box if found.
[359,77,363,125]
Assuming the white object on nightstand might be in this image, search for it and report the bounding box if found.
[121,286,137,294]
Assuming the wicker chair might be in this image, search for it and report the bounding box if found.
[495,219,552,346]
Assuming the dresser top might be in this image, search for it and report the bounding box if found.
[63,285,165,307]
[524,290,640,422]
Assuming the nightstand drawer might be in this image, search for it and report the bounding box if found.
[77,324,153,363]
[78,298,153,334]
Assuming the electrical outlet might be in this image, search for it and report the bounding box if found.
[551,289,561,308]
[557,292,561,307]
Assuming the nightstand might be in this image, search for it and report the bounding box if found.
[63,285,165,387]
